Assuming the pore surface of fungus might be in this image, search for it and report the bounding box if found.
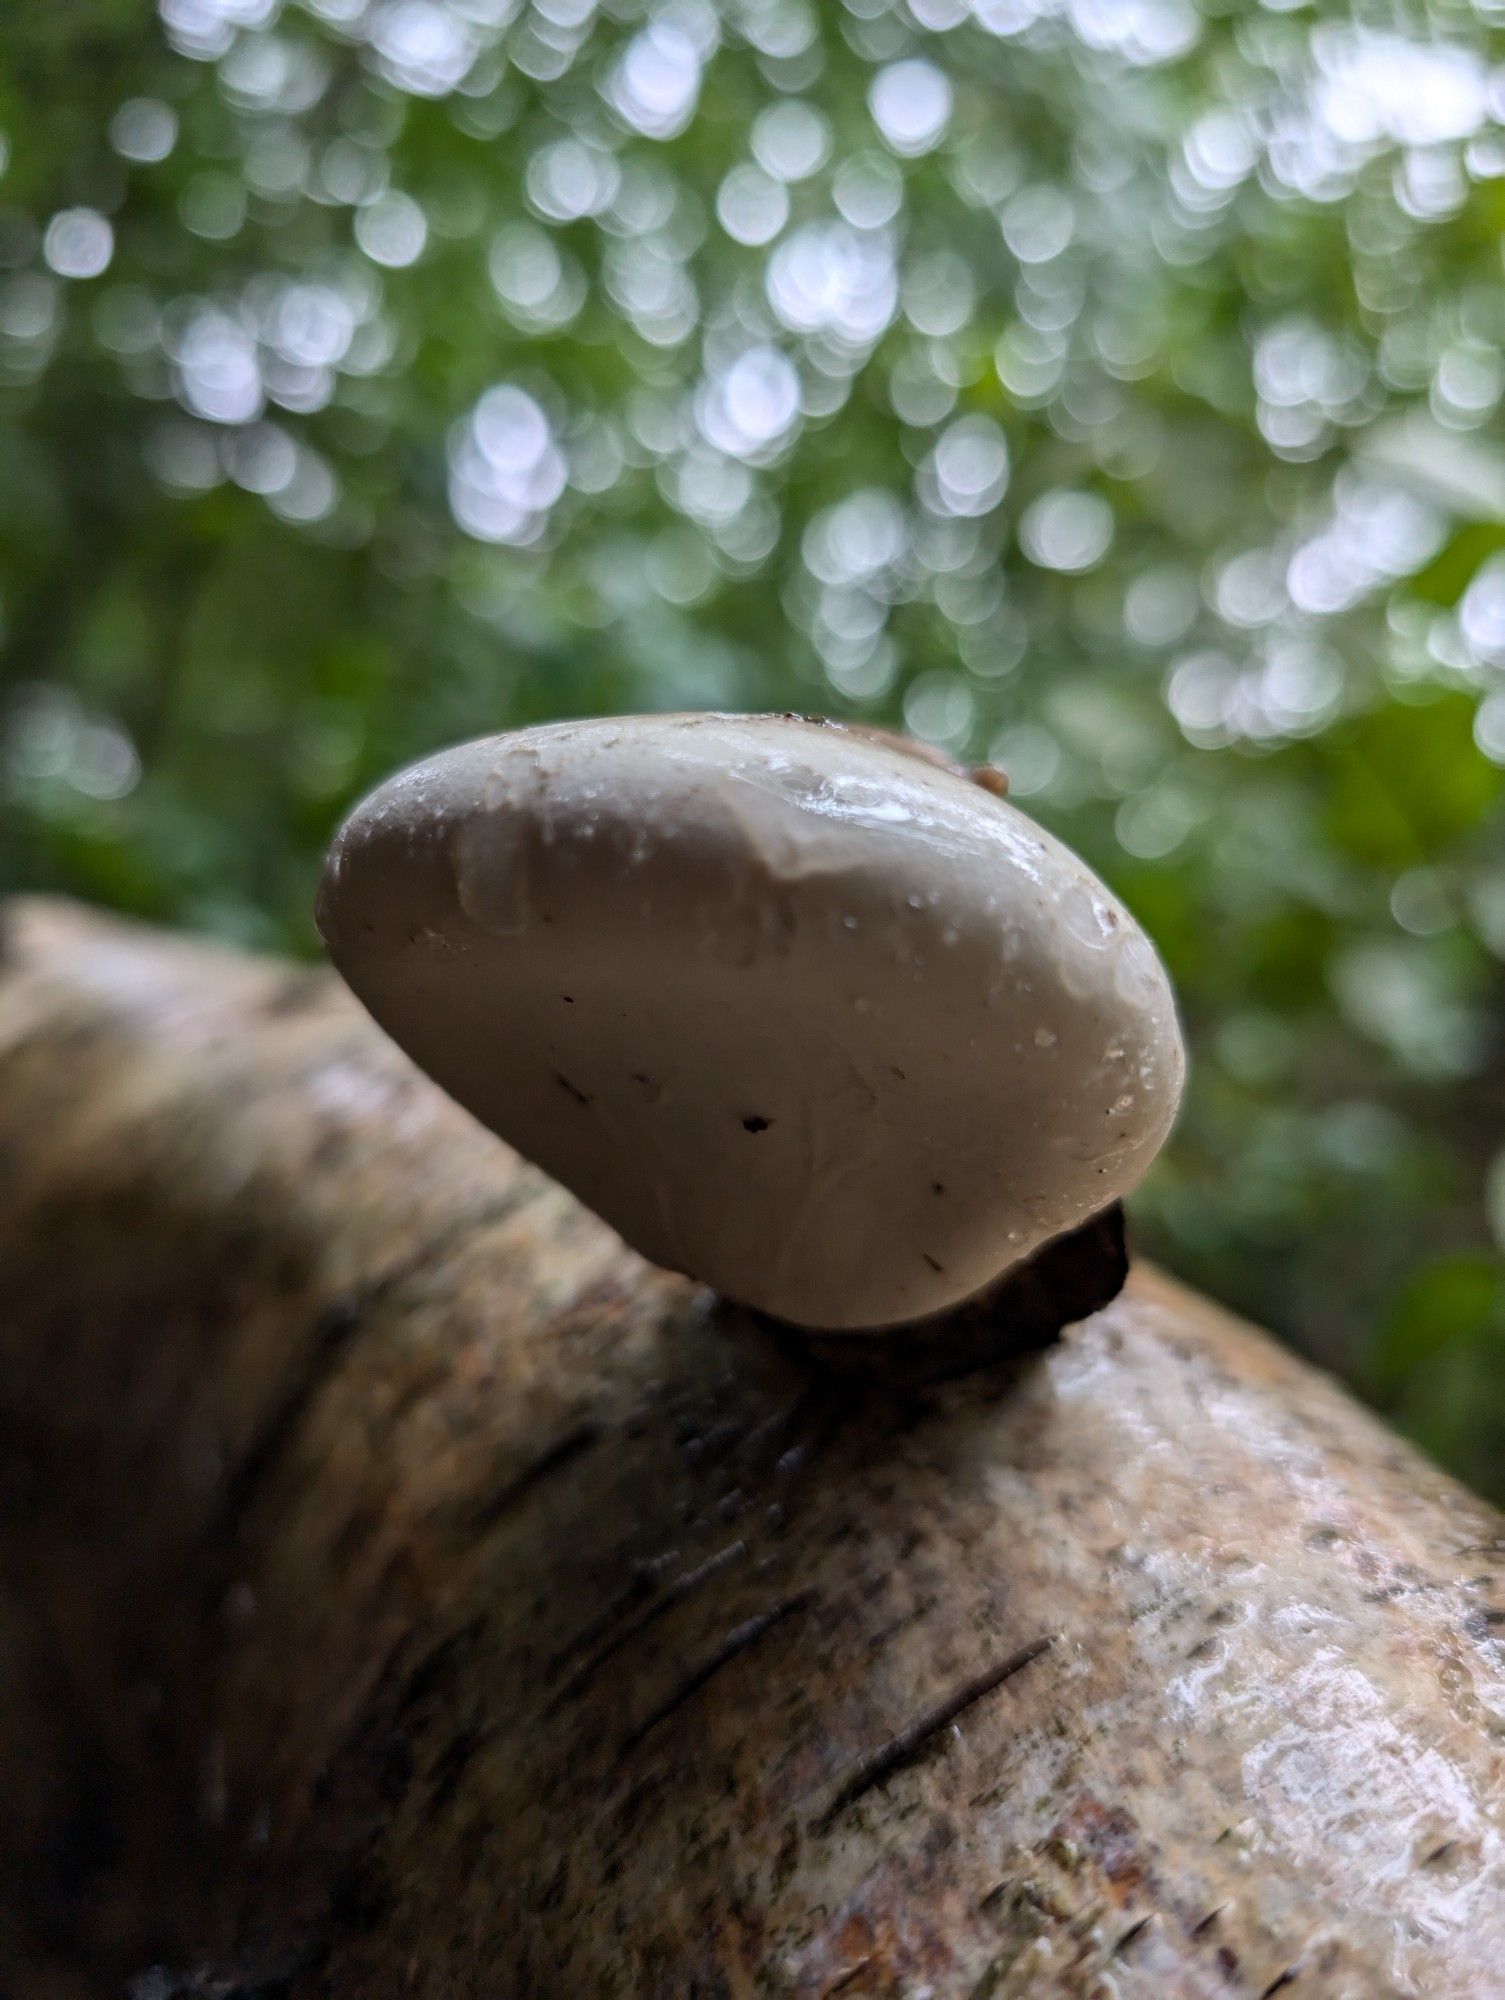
[318,713,1184,1330]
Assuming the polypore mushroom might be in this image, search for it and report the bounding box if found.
[317,713,1184,1332]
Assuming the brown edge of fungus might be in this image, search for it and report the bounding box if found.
[778,714,1009,799]
[748,1204,1129,1389]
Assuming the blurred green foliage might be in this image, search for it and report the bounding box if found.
[2,0,1503,1490]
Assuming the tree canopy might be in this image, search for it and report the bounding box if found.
[3,0,1504,1489]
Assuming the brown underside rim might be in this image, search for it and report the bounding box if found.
[749,1202,1129,1388]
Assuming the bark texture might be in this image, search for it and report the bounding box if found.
[1,898,1503,2000]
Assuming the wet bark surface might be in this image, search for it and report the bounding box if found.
[1,898,1503,2000]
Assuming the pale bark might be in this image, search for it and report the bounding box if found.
[1,897,1503,2000]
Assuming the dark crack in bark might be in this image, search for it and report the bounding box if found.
[813,1634,1055,1832]
[620,1592,814,1755]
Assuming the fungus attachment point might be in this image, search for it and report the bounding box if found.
[317,714,1184,1334]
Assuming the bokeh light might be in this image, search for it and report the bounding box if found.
[4,0,1505,1490]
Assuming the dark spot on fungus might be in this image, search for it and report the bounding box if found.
[932,1182,945,1196]
[554,1072,592,1108]
[923,1254,944,1274]
[742,1116,771,1134]
[561,994,575,1004]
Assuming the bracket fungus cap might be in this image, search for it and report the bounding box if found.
[317,713,1184,1332]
